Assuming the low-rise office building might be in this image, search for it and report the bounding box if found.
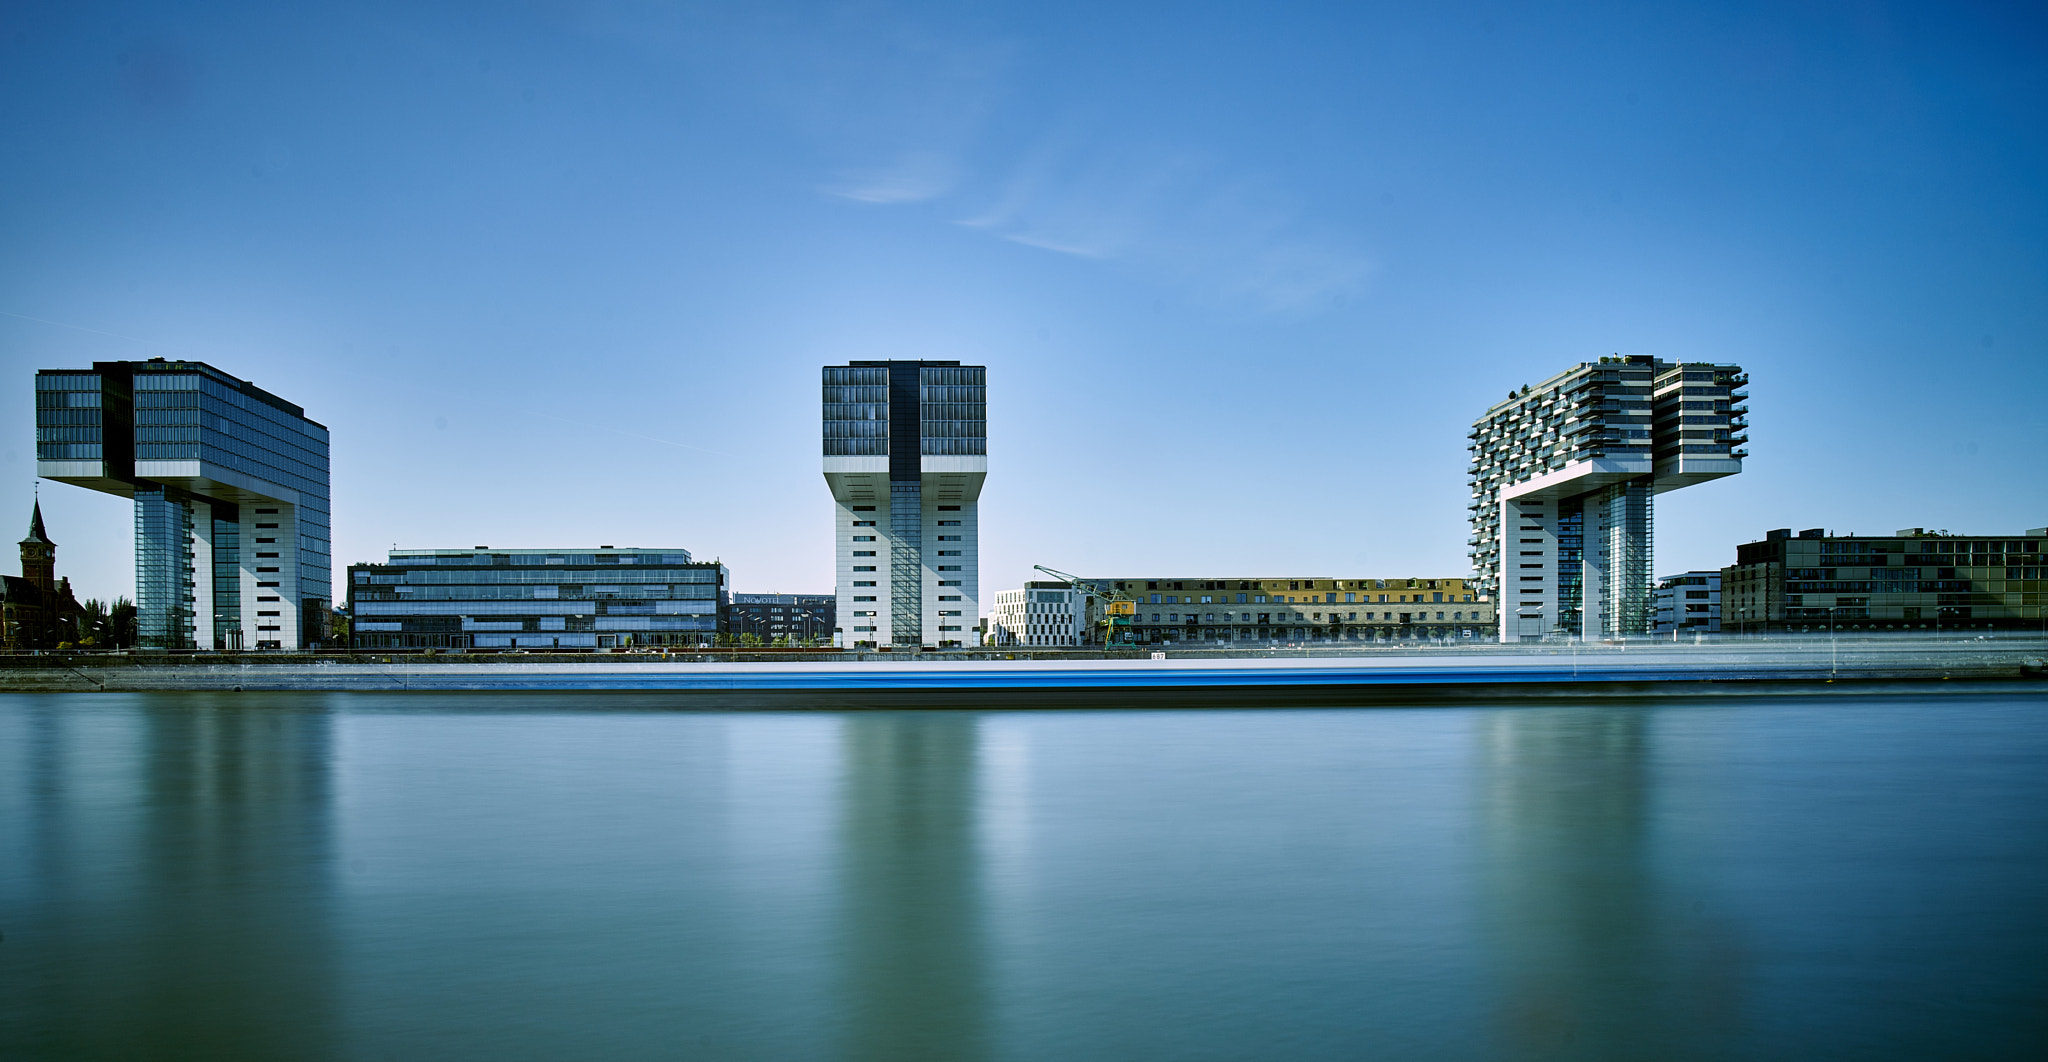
[1722,527,2045,632]
[989,582,1090,646]
[349,547,727,650]
[1088,576,1494,644]
[1652,571,1721,634]
[728,593,834,644]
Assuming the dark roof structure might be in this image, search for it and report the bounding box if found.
[21,500,52,546]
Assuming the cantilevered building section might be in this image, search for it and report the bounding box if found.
[1469,355,1747,641]
[823,361,985,648]
[36,359,331,650]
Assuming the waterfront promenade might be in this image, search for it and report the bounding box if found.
[3,637,2041,702]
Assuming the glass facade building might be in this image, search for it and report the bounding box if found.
[824,361,985,648]
[1723,527,2045,632]
[1468,356,1746,641]
[36,359,331,649]
[348,548,726,650]
[727,593,835,644]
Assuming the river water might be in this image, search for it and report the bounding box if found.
[2,690,2044,1060]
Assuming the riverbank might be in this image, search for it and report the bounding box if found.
[3,639,2041,704]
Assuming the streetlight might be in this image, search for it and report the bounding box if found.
[1824,605,1843,680]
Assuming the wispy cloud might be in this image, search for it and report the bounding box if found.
[824,150,957,204]
[946,135,1375,311]
[575,2,1373,312]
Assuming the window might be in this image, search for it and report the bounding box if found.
[854,595,876,601]
[852,520,876,527]
[852,536,876,542]
[937,520,962,526]
[1236,593,1247,603]
[1150,594,1161,603]
[256,610,280,617]
[938,505,960,511]
[255,537,276,544]
[1200,595,1212,604]
[938,565,961,571]
[854,580,876,586]
[938,535,961,541]
[255,523,279,529]
[939,610,962,616]
[854,566,876,572]
[939,595,961,601]
[1344,592,1354,603]
[938,580,961,586]
[853,551,876,557]
[1254,595,1266,603]
[938,550,961,556]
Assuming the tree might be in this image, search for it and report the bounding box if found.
[107,597,137,649]
[80,598,109,648]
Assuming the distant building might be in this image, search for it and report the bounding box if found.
[1086,576,1495,644]
[1722,527,2045,632]
[728,594,835,644]
[36,359,331,649]
[824,360,985,649]
[348,547,726,651]
[0,502,86,650]
[989,582,1091,647]
[1652,571,1722,634]
[1470,356,1746,641]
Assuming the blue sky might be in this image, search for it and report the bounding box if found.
[2,0,2044,605]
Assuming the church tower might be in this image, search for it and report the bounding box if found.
[21,500,55,595]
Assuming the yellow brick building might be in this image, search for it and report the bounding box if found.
[1088,576,1495,644]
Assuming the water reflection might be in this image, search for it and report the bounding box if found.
[4,694,337,1061]
[838,712,986,1062]
[1478,708,1743,1061]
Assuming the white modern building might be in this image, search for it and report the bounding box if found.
[1653,571,1722,634]
[1469,356,1746,642]
[989,582,1092,647]
[824,361,985,648]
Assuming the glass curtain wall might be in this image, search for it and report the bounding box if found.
[134,488,195,648]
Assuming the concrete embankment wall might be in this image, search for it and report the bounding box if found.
[2,642,2041,704]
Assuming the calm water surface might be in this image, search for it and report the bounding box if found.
[2,691,2044,1060]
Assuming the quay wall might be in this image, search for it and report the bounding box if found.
[0,641,2041,705]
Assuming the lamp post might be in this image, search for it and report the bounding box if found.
[1825,605,1842,680]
